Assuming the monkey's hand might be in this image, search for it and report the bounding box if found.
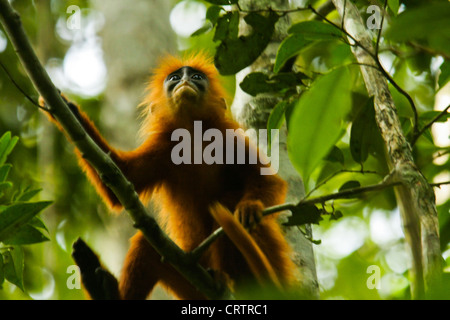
[38,93,83,124]
[234,199,264,230]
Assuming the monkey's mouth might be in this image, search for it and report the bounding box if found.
[174,83,199,101]
[175,83,198,94]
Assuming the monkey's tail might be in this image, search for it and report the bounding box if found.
[209,202,282,290]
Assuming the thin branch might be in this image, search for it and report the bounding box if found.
[0,59,44,110]
[309,4,419,135]
[375,0,388,57]
[411,104,450,146]
[306,169,380,198]
[341,0,347,30]
[301,180,401,206]
[430,181,450,188]
[194,175,399,256]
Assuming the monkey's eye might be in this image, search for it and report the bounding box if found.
[168,75,181,81]
[191,74,205,80]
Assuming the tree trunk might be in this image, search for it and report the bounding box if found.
[92,0,177,149]
[331,0,441,299]
[232,0,319,299]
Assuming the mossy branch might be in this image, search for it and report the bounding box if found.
[331,0,441,299]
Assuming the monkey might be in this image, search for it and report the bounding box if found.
[41,53,297,299]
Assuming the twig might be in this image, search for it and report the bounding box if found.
[0,59,44,110]
[300,179,401,205]
[309,4,419,136]
[305,169,380,198]
[430,181,450,188]
[341,0,347,30]
[411,104,450,146]
[375,0,388,57]
[194,175,399,257]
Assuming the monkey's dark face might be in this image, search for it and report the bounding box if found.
[164,66,209,105]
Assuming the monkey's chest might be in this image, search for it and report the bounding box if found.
[166,163,222,196]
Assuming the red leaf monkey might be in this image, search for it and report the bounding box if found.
[41,53,297,299]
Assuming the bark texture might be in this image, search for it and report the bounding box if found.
[331,0,441,298]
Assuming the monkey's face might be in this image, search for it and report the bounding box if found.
[164,66,209,107]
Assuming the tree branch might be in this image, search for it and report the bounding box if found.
[308,4,420,135]
[430,181,450,188]
[331,0,441,299]
[411,104,450,146]
[0,0,229,300]
[194,174,400,257]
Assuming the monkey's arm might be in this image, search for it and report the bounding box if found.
[39,96,164,210]
[231,137,288,227]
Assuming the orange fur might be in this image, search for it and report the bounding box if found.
[42,54,296,299]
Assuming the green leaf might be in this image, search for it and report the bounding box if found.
[213,11,239,42]
[1,224,49,245]
[206,5,222,25]
[239,71,306,96]
[288,20,344,41]
[274,34,312,73]
[0,133,18,167]
[420,110,450,123]
[0,181,13,195]
[0,164,12,182]
[215,11,279,75]
[284,204,323,226]
[204,0,238,5]
[0,201,52,242]
[438,60,450,89]
[29,216,48,232]
[16,188,42,202]
[385,2,450,56]
[0,132,11,166]
[324,146,345,165]
[388,0,399,16]
[2,247,24,291]
[267,100,297,154]
[330,210,343,221]
[350,97,377,165]
[339,180,361,193]
[268,101,289,132]
[287,67,352,184]
[191,21,213,37]
[0,253,4,288]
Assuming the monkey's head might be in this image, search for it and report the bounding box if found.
[140,53,228,126]
[164,66,209,106]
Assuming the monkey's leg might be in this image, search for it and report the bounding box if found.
[119,231,205,300]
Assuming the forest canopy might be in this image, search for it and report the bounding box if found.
[0,0,449,300]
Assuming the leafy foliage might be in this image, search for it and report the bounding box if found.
[214,11,279,75]
[288,66,352,184]
[197,0,449,299]
[0,132,51,291]
[0,0,448,300]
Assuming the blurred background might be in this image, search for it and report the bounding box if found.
[0,0,448,299]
